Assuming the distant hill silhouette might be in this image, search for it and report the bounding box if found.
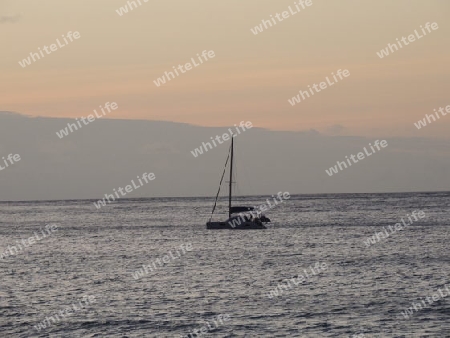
[0,111,449,201]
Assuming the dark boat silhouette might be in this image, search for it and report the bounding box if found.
[206,138,270,230]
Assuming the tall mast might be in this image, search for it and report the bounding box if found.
[228,137,234,218]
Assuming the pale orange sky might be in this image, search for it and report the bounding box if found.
[1,0,449,138]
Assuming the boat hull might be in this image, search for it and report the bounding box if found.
[206,221,266,230]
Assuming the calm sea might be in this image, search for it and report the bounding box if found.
[0,192,449,337]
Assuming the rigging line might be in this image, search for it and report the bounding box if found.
[209,145,231,222]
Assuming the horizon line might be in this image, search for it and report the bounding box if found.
[0,189,448,204]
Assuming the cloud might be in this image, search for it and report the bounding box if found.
[0,13,21,23]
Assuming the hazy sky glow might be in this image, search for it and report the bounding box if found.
[1,0,449,138]
[2,1,450,199]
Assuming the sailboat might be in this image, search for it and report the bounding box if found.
[206,137,270,230]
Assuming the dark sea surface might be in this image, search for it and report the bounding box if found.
[0,192,449,338]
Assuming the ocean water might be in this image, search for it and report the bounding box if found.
[0,192,449,338]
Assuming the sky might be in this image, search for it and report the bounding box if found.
[1,0,449,137]
[0,0,449,200]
